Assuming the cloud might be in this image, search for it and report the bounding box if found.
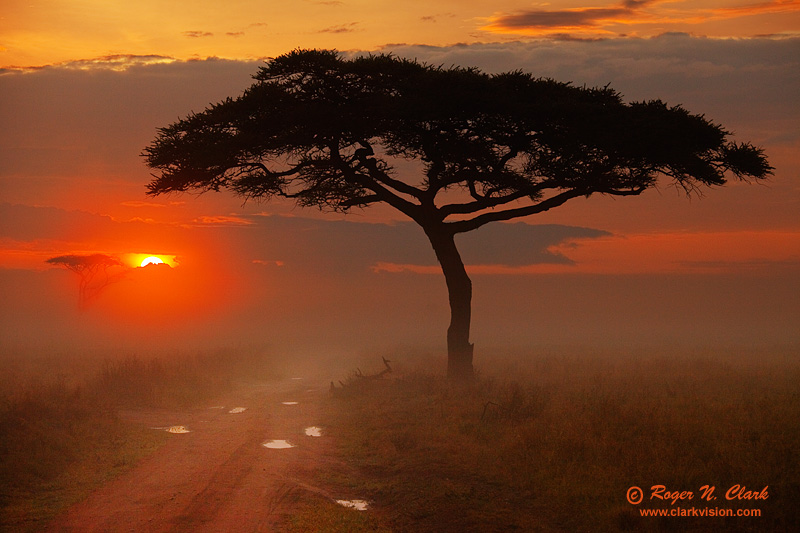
[420,13,456,23]
[318,22,359,34]
[0,202,611,274]
[715,0,800,18]
[676,258,800,273]
[487,7,632,31]
[0,57,259,184]
[183,31,214,38]
[191,215,255,226]
[483,0,664,35]
[0,54,177,74]
[482,0,800,37]
[216,215,611,276]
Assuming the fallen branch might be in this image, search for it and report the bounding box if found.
[330,357,393,393]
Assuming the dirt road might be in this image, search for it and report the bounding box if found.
[48,377,352,532]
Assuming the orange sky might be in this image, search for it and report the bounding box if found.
[1,1,798,353]
[2,1,799,68]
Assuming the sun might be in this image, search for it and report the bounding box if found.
[140,256,164,267]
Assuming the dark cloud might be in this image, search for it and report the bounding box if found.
[491,8,629,30]
[318,22,359,34]
[487,0,662,32]
[229,215,609,273]
[183,31,214,38]
[420,13,456,23]
[0,202,609,273]
[0,58,259,182]
[486,0,800,36]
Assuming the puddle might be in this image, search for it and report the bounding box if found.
[336,499,369,511]
[228,407,247,414]
[209,406,225,409]
[281,401,299,405]
[304,426,323,437]
[262,439,295,449]
[165,426,191,434]
[291,377,303,381]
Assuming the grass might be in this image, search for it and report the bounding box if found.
[0,347,282,531]
[318,346,800,532]
[2,345,796,531]
[289,499,393,533]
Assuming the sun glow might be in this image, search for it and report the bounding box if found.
[124,253,177,268]
[140,256,164,267]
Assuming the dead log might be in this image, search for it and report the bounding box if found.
[330,357,393,393]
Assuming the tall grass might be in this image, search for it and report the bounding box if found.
[323,347,800,532]
[93,348,280,409]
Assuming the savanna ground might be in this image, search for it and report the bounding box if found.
[1,344,798,531]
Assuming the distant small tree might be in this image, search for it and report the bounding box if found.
[143,49,771,380]
[46,253,122,307]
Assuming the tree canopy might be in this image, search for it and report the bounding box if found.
[143,49,772,379]
[46,253,122,306]
[145,49,770,228]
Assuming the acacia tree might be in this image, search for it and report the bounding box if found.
[143,49,771,380]
[46,253,122,307]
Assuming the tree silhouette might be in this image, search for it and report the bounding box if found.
[143,49,772,380]
[46,253,122,307]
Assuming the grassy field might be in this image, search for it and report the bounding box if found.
[313,346,800,532]
[0,347,282,531]
[2,345,797,532]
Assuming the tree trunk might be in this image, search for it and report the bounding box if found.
[425,226,474,381]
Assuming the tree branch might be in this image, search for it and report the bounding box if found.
[353,143,426,201]
[439,188,538,217]
[339,194,382,208]
[328,144,422,221]
[448,188,590,234]
[447,184,648,234]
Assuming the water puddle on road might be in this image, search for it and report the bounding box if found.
[165,426,191,434]
[281,401,299,405]
[262,439,295,449]
[228,407,247,414]
[336,499,369,511]
[304,426,322,437]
